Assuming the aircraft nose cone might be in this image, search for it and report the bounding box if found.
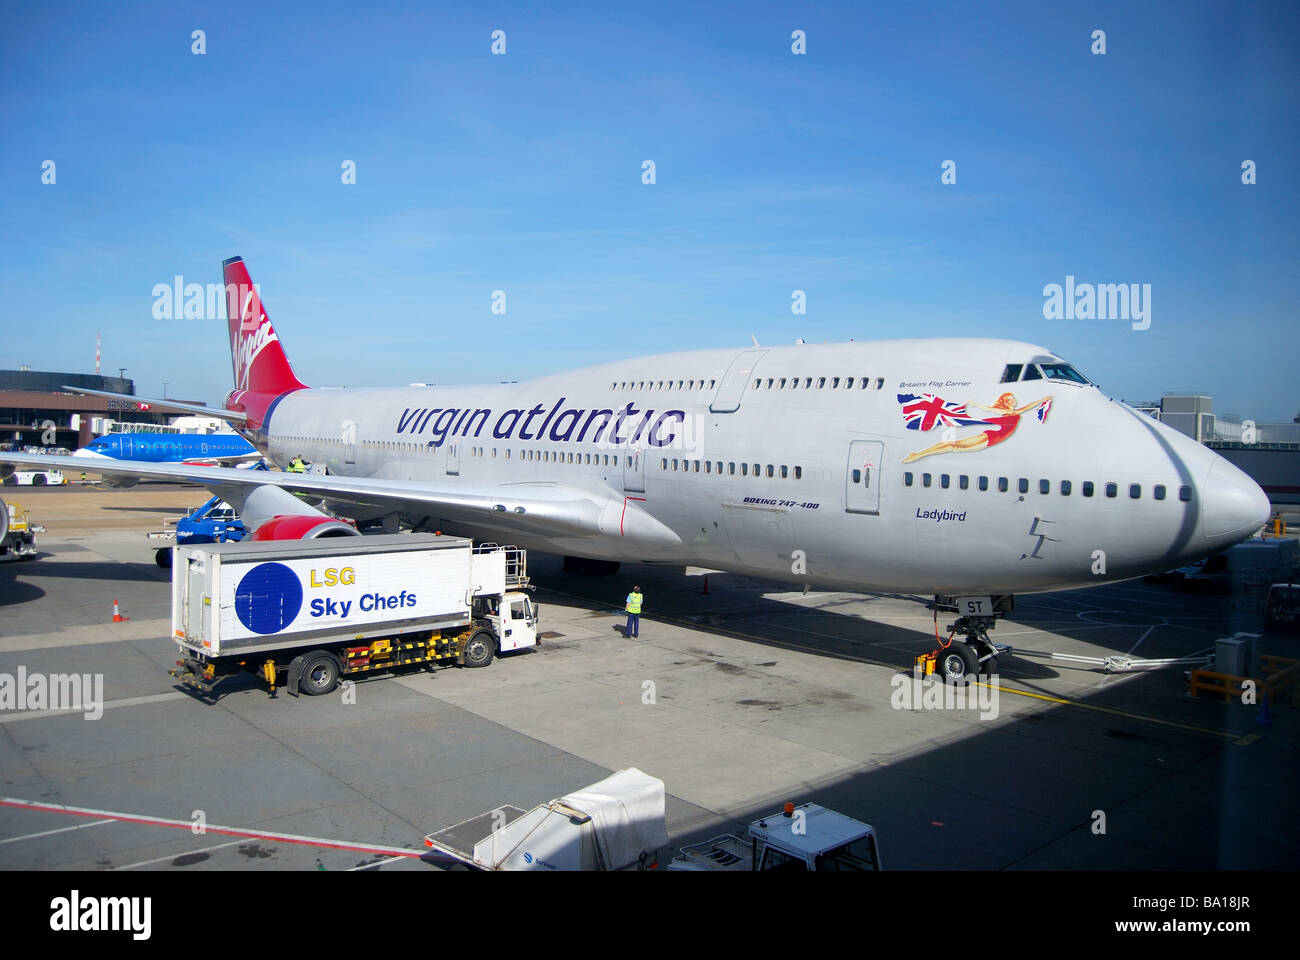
[1202,457,1270,544]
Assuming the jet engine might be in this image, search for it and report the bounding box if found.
[234,484,361,541]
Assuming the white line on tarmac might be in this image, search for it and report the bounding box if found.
[346,855,408,871]
[1127,623,1160,654]
[0,691,187,724]
[0,796,424,860]
[0,818,115,845]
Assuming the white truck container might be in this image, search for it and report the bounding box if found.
[168,534,537,698]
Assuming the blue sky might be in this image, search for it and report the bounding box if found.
[2,1,1297,420]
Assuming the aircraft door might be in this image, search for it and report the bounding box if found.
[710,349,768,413]
[186,556,207,648]
[845,440,884,514]
[623,447,645,493]
[341,420,357,465]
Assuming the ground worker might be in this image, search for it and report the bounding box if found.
[287,454,306,473]
[625,585,643,639]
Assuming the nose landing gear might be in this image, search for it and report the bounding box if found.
[935,615,1012,684]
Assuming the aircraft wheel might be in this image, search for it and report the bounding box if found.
[938,644,979,685]
[155,547,172,568]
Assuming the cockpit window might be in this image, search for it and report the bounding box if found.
[1021,364,1043,381]
[1039,363,1090,384]
[1000,364,1023,383]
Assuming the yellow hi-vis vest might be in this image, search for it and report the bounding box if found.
[626,592,643,614]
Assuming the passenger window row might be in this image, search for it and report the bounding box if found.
[660,458,803,479]
[517,449,618,465]
[751,375,885,391]
[363,439,428,452]
[902,471,1192,501]
[284,435,345,448]
[610,379,717,391]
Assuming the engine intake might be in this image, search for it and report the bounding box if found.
[249,515,360,541]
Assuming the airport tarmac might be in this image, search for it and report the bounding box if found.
[1,483,1297,870]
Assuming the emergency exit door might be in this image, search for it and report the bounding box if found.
[710,349,767,413]
[845,440,884,514]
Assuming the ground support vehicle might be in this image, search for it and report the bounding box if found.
[669,802,882,871]
[0,496,39,560]
[422,768,668,870]
[167,534,536,698]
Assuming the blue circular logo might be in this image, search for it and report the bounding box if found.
[235,562,303,634]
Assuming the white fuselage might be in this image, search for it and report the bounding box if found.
[251,339,1269,595]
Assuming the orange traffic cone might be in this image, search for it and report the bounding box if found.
[112,600,129,623]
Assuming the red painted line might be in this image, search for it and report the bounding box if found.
[620,496,647,536]
[0,796,422,859]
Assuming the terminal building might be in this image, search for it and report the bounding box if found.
[1131,394,1300,505]
[0,369,195,451]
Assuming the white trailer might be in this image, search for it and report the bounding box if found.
[168,534,538,697]
[422,768,669,871]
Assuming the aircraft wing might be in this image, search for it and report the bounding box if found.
[59,386,248,422]
[0,452,679,545]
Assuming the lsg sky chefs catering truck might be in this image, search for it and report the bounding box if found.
[169,534,538,698]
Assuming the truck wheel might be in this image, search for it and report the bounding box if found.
[155,547,172,568]
[464,630,495,668]
[938,644,979,685]
[299,652,341,695]
[32,473,46,486]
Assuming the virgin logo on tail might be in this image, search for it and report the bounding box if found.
[238,288,263,333]
[234,318,279,392]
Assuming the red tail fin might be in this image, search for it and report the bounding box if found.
[223,256,308,396]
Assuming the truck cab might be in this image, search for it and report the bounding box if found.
[476,591,538,652]
[669,802,882,872]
